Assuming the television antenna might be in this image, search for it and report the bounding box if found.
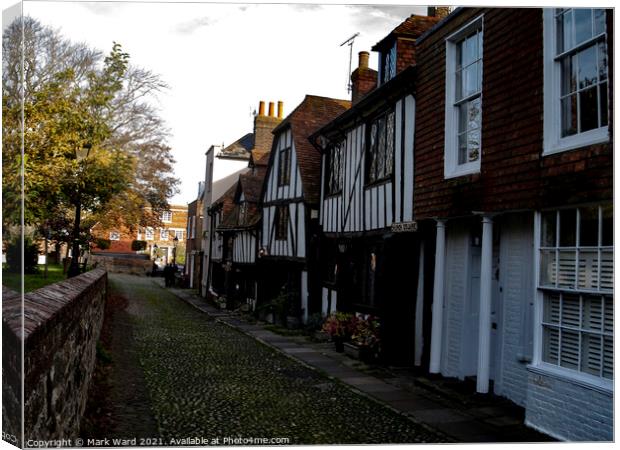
[340,32,359,94]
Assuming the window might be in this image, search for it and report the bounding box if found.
[543,9,609,154]
[145,227,154,240]
[277,147,291,186]
[380,42,397,85]
[444,16,483,178]
[162,211,172,222]
[325,139,345,196]
[160,228,169,241]
[366,110,395,184]
[537,205,613,381]
[191,216,196,239]
[239,202,247,224]
[109,231,120,241]
[275,206,289,241]
[174,230,184,241]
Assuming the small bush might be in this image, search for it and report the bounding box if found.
[94,238,111,250]
[131,239,147,251]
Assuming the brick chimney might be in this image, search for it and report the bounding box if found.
[427,6,451,20]
[351,51,377,105]
[253,100,282,153]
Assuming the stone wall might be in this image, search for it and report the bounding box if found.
[2,268,108,444]
[90,253,152,275]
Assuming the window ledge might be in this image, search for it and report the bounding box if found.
[444,163,480,180]
[544,128,609,156]
[527,363,613,395]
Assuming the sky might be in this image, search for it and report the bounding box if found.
[20,0,429,205]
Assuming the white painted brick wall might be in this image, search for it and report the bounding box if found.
[525,371,613,441]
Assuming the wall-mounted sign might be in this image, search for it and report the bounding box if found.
[391,221,418,233]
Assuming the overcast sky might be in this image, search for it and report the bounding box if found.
[22,0,429,204]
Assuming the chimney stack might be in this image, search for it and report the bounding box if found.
[253,99,283,154]
[351,51,377,105]
[427,6,451,19]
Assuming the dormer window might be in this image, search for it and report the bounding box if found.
[239,201,247,224]
[380,42,397,85]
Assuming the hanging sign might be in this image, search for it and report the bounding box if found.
[391,221,418,233]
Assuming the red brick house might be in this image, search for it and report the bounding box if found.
[410,7,612,441]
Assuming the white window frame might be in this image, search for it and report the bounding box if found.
[109,231,120,241]
[160,228,169,241]
[531,208,613,393]
[444,15,484,179]
[174,229,184,241]
[145,227,154,240]
[543,9,609,156]
[161,211,173,223]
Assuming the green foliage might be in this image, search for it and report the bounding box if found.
[5,237,39,274]
[94,238,112,250]
[2,17,179,241]
[131,240,147,251]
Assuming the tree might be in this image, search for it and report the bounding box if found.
[2,17,179,250]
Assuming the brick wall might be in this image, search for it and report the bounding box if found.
[2,269,108,443]
[90,253,152,275]
[351,67,377,104]
[414,8,613,219]
[525,369,613,441]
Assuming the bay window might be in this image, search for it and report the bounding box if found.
[543,8,609,154]
[444,16,483,178]
[537,205,613,383]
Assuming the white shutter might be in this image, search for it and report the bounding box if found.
[543,326,560,364]
[581,333,602,376]
[600,250,613,291]
[560,329,580,370]
[557,250,576,288]
[603,336,613,379]
[578,250,599,290]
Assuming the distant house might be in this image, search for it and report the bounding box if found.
[90,205,187,267]
[205,101,282,298]
[258,95,350,323]
[185,182,205,288]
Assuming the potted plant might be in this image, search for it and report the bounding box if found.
[350,315,381,362]
[321,313,358,352]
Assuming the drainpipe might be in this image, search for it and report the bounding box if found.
[477,215,493,393]
[429,219,446,373]
[414,240,425,367]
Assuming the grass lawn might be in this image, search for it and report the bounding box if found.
[2,263,66,293]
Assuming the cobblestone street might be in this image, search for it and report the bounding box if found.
[85,273,445,445]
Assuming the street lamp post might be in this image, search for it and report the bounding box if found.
[172,235,179,265]
[67,144,91,278]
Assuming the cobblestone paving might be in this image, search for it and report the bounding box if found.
[108,274,445,445]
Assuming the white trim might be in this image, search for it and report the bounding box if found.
[532,212,543,365]
[444,15,484,179]
[527,362,613,395]
[542,9,610,156]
